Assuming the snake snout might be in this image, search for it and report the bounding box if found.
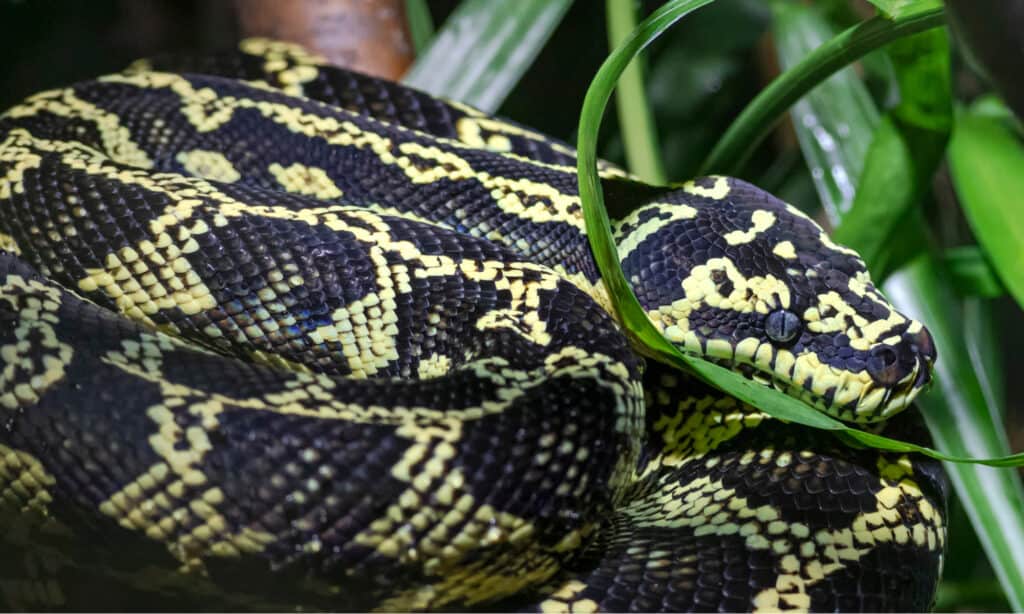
[866,327,936,390]
[911,327,936,388]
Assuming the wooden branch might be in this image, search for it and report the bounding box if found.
[234,0,415,79]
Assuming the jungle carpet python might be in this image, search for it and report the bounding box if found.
[0,39,947,612]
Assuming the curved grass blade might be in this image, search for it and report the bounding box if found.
[402,0,574,113]
[699,6,946,175]
[576,0,1024,466]
[605,0,666,185]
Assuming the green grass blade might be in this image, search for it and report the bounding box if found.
[402,0,574,112]
[575,0,1024,466]
[885,262,1024,610]
[699,6,946,175]
[605,0,666,185]
[404,0,435,55]
[948,103,1024,311]
[771,2,879,224]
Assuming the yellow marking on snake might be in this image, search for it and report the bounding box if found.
[615,203,698,260]
[0,445,56,515]
[0,275,72,411]
[0,232,19,255]
[723,210,776,245]
[680,175,730,199]
[653,257,790,343]
[93,72,588,230]
[175,149,241,183]
[312,247,400,377]
[2,87,152,168]
[268,162,343,199]
[77,244,218,322]
[773,240,796,259]
[99,333,637,431]
[95,374,276,567]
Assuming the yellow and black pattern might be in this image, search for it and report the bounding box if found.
[0,39,944,611]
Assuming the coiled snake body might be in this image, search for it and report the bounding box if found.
[0,39,946,612]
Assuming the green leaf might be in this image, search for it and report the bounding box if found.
[605,0,666,185]
[831,27,949,280]
[576,0,1024,466]
[700,4,946,175]
[402,0,574,113]
[948,102,1024,311]
[404,0,435,55]
[886,27,953,131]
[962,297,1005,423]
[832,116,945,279]
[945,246,1006,298]
[867,0,943,19]
[771,2,879,223]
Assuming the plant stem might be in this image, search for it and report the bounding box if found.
[605,0,667,184]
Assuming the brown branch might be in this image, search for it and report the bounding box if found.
[234,0,415,79]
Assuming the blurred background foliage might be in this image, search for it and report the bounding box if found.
[2,0,1023,610]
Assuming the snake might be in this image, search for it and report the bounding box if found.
[0,38,948,612]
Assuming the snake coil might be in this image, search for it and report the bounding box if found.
[0,39,946,612]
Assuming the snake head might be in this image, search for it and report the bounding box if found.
[614,176,936,423]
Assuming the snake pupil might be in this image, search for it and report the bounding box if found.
[765,309,801,344]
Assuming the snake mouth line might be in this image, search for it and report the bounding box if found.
[725,355,925,423]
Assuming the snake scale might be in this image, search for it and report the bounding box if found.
[0,39,948,612]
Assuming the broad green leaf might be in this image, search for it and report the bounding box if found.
[700,4,946,175]
[962,298,1005,423]
[948,103,1024,311]
[404,0,435,55]
[772,2,879,223]
[605,0,666,185]
[831,116,944,279]
[945,246,1006,298]
[575,0,1024,466]
[831,27,949,279]
[402,0,573,113]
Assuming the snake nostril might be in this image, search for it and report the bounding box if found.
[866,345,901,385]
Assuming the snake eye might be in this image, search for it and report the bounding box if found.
[765,309,801,344]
